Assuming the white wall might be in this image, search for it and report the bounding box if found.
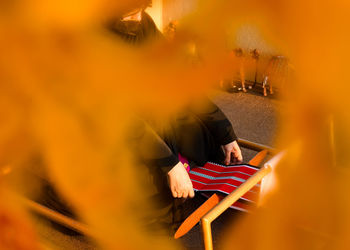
[162,0,197,29]
[146,0,163,31]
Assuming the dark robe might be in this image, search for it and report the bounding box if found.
[108,11,238,233]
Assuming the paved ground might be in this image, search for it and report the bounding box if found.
[32,89,280,249]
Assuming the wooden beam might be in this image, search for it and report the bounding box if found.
[20,196,94,238]
[237,138,277,154]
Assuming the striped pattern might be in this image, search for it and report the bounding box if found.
[189,162,260,212]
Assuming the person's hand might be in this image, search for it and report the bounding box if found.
[167,161,195,199]
[222,140,243,165]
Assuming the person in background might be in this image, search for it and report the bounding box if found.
[164,20,178,41]
[107,1,243,233]
[106,1,162,45]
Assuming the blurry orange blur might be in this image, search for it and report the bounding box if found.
[0,189,39,250]
[0,0,350,249]
[218,0,350,249]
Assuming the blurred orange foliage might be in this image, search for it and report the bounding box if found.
[0,0,349,249]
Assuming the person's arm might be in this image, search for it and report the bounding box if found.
[167,161,194,199]
[128,118,194,198]
[222,140,243,165]
[189,97,243,164]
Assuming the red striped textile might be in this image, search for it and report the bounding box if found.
[189,162,261,212]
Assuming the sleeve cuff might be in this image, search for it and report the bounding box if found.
[219,129,238,145]
[144,154,179,175]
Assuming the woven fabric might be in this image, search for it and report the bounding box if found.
[189,162,261,212]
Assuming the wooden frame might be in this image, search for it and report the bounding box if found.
[200,151,285,250]
[201,165,272,250]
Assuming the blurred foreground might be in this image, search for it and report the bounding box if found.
[1,0,350,249]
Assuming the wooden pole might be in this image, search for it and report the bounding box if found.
[329,115,336,167]
[237,138,277,154]
[202,218,214,250]
[20,196,94,238]
[201,165,272,250]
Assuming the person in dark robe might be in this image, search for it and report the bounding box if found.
[107,2,243,233]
